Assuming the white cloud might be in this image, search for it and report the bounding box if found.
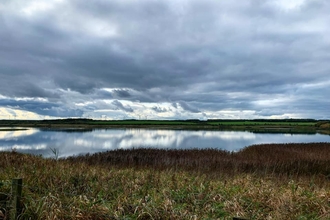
[270,0,306,11]
[18,0,64,17]
[0,107,50,120]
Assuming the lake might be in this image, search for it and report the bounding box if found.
[0,128,329,158]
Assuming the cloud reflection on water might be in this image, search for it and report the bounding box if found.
[0,128,39,140]
[0,128,329,158]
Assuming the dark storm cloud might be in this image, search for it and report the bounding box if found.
[0,0,329,119]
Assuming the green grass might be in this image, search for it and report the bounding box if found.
[0,118,321,127]
[89,120,198,126]
[75,119,319,127]
[1,119,327,135]
[207,121,316,126]
[1,143,330,219]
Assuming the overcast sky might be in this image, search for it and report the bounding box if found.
[0,0,329,120]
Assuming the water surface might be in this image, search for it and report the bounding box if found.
[0,128,329,158]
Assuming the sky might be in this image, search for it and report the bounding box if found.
[0,0,329,120]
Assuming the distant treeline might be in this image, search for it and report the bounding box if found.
[207,118,318,123]
[0,118,329,130]
[0,118,326,123]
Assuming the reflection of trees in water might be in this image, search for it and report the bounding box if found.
[39,128,94,133]
[251,129,317,135]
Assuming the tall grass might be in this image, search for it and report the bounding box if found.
[67,143,330,178]
[1,143,330,219]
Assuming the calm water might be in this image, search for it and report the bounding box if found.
[0,128,329,158]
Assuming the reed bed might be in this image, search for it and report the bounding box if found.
[0,143,329,219]
[66,143,330,178]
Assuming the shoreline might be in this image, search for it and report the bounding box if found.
[0,123,328,135]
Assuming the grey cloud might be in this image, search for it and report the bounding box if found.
[53,75,101,94]
[152,106,168,113]
[40,107,84,118]
[0,0,329,119]
[112,100,134,113]
[179,101,200,113]
[0,97,59,116]
[93,89,113,99]
[12,83,59,99]
[112,89,131,98]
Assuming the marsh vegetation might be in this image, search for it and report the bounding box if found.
[1,143,330,219]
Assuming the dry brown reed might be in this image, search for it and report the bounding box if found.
[66,143,330,179]
[0,143,330,219]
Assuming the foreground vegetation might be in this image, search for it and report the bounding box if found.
[1,143,330,219]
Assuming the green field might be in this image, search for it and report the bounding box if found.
[0,118,327,129]
[207,121,316,126]
[89,120,198,125]
[89,119,319,126]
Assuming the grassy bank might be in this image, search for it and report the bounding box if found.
[1,119,329,133]
[1,143,330,219]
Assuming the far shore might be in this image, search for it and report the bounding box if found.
[0,118,329,134]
